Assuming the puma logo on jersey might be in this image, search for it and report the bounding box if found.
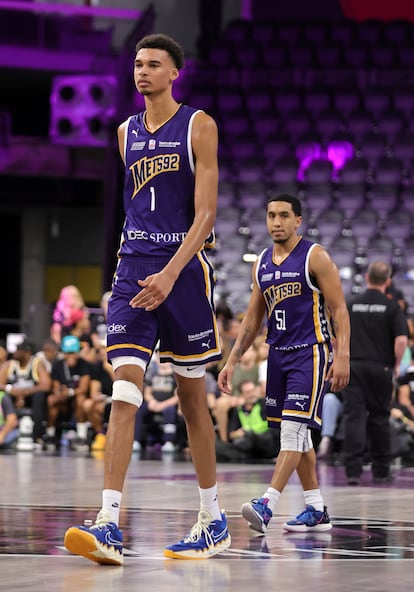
[295,401,306,411]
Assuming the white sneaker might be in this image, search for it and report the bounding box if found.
[161,441,175,453]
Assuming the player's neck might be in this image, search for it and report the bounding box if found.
[273,235,301,263]
[144,97,181,133]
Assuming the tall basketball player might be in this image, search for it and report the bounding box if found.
[64,33,230,564]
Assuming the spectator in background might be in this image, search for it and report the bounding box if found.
[342,261,408,485]
[50,285,90,345]
[214,344,260,442]
[35,338,61,374]
[134,358,179,452]
[0,389,19,448]
[46,335,91,449]
[84,344,114,452]
[90,291,111,350]
[216,380,279,462]
[317,390,344,460]
[0,339,51,445]
[0,339,9,365]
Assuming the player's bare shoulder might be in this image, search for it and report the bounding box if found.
[191,110,218,147]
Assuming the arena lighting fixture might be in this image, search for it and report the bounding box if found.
[243,253,258,263]
[49,75,117,146]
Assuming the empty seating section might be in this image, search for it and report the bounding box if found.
[197,18,414,312]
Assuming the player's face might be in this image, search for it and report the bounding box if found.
[266,201,302,244]
[134,48,178,95]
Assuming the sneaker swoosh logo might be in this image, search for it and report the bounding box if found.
[105,532,122,547]
[212,527,228,544]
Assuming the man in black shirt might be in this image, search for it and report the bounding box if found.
[343,261,408,484]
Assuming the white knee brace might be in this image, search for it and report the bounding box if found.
[112,380,143,408]
[280,420,313,452]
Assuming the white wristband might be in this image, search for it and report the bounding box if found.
[5,384,12,393]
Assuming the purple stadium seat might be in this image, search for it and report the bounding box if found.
[350,207,379,248]
[386,209,413,248]
[367,184,399,219]
[370,46,398,69]
[251,110,280,139]
[363,88,392,118]
[343,43,370,68]
[393,87,414,119]
[373,156,404,186]
[304,159,333,185]
[304,89,331,117]
[356,19,384,46]
[224,19,252,46]
[221,112,252,138]
[277,21,302,45]
[303,22,329,46]
[315,43,343,68]
[346,108,374,142]
[390,131,414,169]
[250,21,275,48]
[314,108,345,143]
[383,19,412,44]
[358,131,388,170]
[274,88,303,116]
[330,20,357,46]
[281,108,312,141]
[338,156,368,185]
[398,42,414,68]
[245,88,274,115]
[288,45,316,68]
[332,88,361,117]
[375,109,405,143]
[216,89,245,114]
[261,45,288,69]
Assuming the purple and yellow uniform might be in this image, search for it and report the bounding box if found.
[256,238,334,429]
[107,105,221,367]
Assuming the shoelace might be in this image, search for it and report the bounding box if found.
[295,506,317,521]
[184,510,215,547]
[91,509,112,529]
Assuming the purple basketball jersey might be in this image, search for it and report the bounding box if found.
[255,238,334,350]
[119,104,205,257]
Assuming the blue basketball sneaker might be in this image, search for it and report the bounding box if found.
[164,510,231,559]
[241,497,273,534]
[283,505,332,532]
[64,509,123,565]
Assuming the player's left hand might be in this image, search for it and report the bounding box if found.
[129,271,175,311]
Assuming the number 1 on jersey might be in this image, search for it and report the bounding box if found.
[150,186,156,211]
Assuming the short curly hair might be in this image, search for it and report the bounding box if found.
[135,33,185,70]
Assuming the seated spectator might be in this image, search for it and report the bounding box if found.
[214,345,260,442]
[317,390,344,460]
[0,339,9,365]
[90,290,111,350]
[0,339,51,445]
[0,389,19,448]
[34,338,61,374]
[50,285,90,345]
[84,345,114,452]
[134,357,179,452]
[215,380,280,462]
[395,364,414,419]
[46,335,91,449]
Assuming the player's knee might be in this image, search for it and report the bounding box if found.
[280,419,313,452]
[112,380,143,408]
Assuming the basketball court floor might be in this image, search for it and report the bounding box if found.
[1,447,414,591]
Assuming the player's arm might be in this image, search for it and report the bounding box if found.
[117,120,129,164]
[217,261,266,394]
[309,245,350,392]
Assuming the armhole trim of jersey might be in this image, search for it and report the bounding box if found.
[305,242,320,292]
[187,110,202,174]
[254,248,268,286]
[123,116,133,161]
